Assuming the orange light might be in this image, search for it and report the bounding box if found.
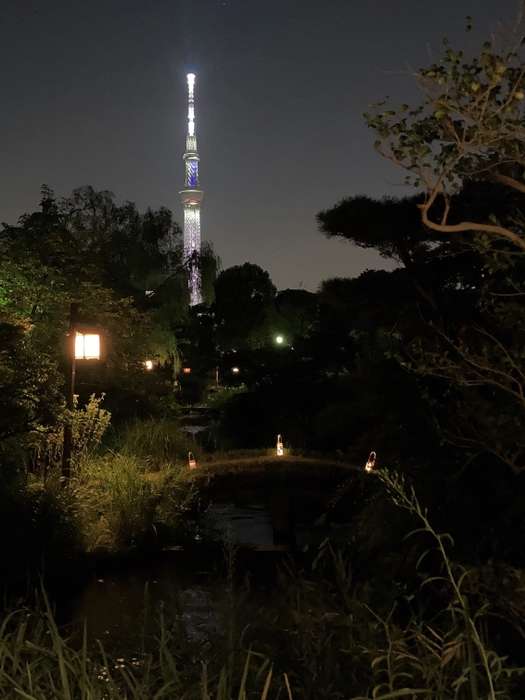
[75,333,100,360]
[144,360,153,370]
[277,434,284,456]
[183,367,191,374]
[365,451,376,473]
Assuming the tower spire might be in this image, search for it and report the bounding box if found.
[179,72,204,306]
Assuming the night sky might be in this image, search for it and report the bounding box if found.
[0,0,520,291]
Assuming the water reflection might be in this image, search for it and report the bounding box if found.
[204,503,274,546]
[74,565,218,642]
[72,488,342,639]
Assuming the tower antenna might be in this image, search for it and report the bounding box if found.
[179,72,204,306]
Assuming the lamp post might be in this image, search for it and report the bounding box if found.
[62,303,78,482]
[61,303,101,482]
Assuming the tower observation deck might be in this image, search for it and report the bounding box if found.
[179,73,204,306]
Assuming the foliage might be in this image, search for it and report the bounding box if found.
[0,311,63,450]
[31,393,111,474]
[117,417,200,470]
[0,477,82,590]
[0,596,276,700]
[0,418,200,587]
[273,288,319,342]
[205,384,248,410]
[71,452,195,551]
[2,477,525,698]
[317,192,485,314]
[357,14,525,474]
[364,14,525,249]
[198,240,222,306]
[0,186,186,405]
[213,263,277,351]
[362,469,525,699]
[58,185,183,299]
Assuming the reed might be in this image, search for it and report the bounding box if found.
[70,451,195,551]
[1,511,525,698]
[351,469,525,700]
[117,417,201,469]
[0,596,277,699]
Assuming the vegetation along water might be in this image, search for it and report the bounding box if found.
[4,11,525,698]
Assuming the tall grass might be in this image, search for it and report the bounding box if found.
[70,452,195,551]
[30,394,112,475]
[22,416,200,554]
[0,596,277,699]
[2,479,525,697]
[351,469,525,700]
[5,407,525,699]
[118,417,201,470]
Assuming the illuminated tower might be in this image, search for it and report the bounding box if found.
[179,73,204,306]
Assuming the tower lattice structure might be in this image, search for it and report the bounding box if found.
[179,73,204,306]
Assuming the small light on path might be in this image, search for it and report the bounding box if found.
[365,451,376,472]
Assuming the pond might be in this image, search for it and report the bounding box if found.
[70,469,358,639]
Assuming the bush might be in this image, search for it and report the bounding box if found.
[0,475,81,591]
[118,417,201,469]
[71,452,195,551]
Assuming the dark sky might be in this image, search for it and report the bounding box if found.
[0,0,520,291]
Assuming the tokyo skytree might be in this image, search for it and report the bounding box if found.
[179,73,204,306]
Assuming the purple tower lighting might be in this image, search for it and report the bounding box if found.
[179,73,204,306]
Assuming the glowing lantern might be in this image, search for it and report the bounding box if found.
[182,367,191,374]
[75,333,100,360]
[188,451,197,469]
[144,360,153,370]
[276,434,284,456]
[365,451,376,473]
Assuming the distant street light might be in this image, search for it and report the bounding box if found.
[232,366,240,373]
[182,367,191,374]
[144,360,154,370]
[275,335,284,345]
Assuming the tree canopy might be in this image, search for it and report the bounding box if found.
[213,263,277,351]
[360,15,525,474]
[365,17,525,252]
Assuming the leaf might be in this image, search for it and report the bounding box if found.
[357,690,433,699]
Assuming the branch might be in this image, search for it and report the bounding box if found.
[483,169,525,195]
[418,204,525,252]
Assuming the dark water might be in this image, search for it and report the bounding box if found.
[74,557,219,641]
[72,479,352,638]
